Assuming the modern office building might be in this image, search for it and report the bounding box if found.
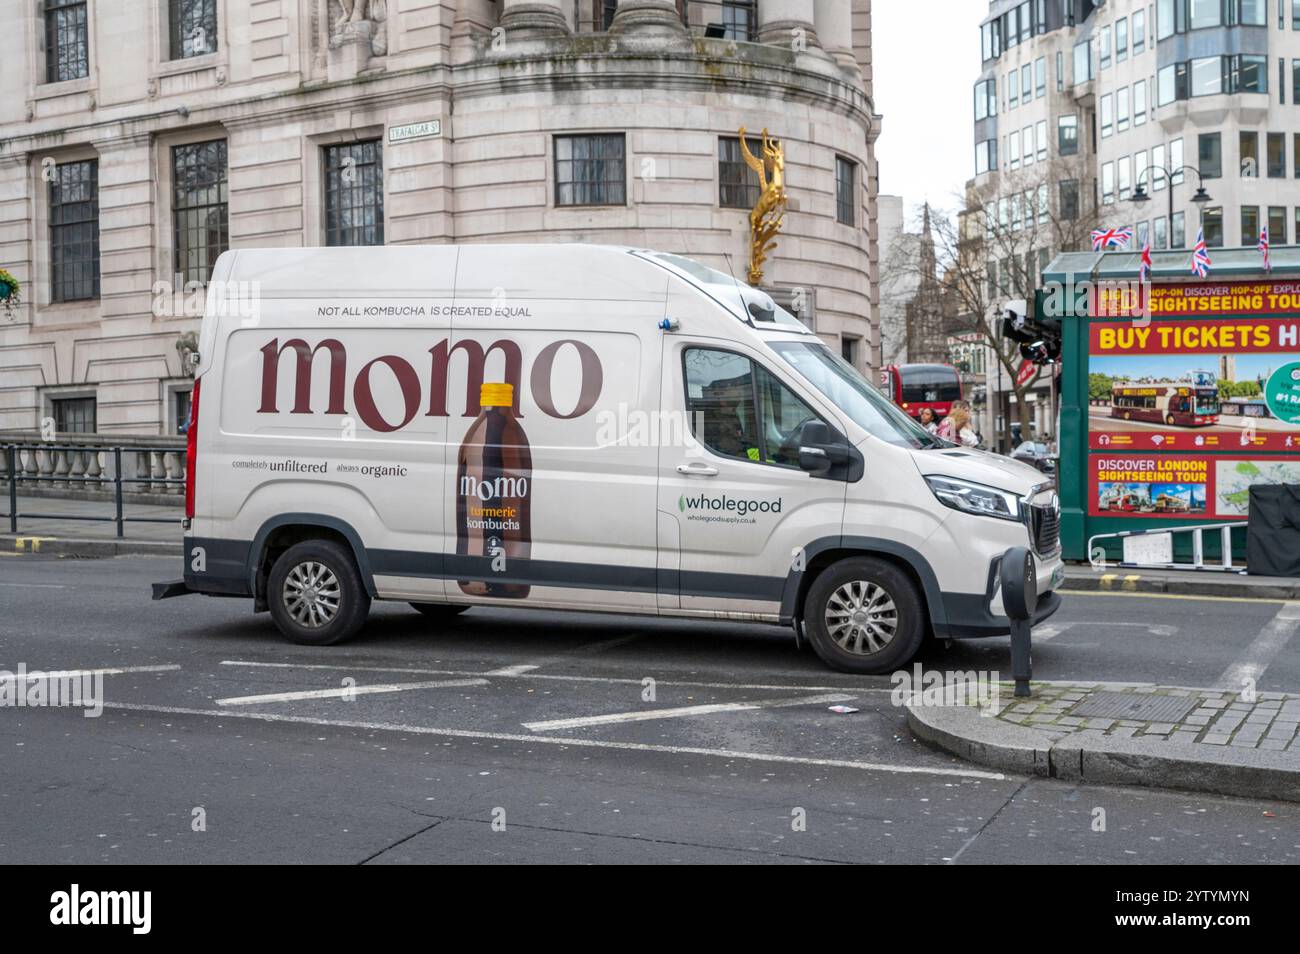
[969,0,1300,442]
[0,1,879,435]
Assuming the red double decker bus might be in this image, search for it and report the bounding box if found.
[1109,370,1220,427]
[881,363,962,419]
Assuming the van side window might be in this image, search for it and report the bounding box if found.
[684,348,824,467]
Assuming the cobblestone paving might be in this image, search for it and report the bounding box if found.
[992,683,1300,752]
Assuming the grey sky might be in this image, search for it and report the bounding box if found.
[873,1,985,221]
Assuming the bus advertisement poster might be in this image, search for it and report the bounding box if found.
[1087,316,1300,451]
[1090,454,1300,518]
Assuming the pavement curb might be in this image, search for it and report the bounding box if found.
[907,695,1300,803]
[1061,565,1300,600]
[1,535,180,558]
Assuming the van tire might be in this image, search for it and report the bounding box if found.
[803,557,925,674]
[410,602,470,619]
[267,540,370,646]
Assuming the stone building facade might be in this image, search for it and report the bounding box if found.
[0,0,879,436]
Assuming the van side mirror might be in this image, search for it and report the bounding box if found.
[797,420,862,481]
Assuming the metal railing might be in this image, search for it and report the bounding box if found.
[1088,522,1247,573]
[1,438,186,538]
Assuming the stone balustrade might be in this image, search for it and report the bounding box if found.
[0,433,186,500]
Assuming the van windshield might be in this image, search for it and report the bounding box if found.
[770,341,945,450]
[636,251,810,332]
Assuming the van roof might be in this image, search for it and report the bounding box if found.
[214,244,673,300]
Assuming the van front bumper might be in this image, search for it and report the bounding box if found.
[938,549,1064,639]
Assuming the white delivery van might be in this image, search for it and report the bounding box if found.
[153,245,1064,674]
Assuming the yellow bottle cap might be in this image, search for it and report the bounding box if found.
[480,382,514,407]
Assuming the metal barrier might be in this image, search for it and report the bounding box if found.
[1,441,185,538]
[1087,522,1247,573]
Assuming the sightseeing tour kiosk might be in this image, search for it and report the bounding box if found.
[1042,247,1300,567]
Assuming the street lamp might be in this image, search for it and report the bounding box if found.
[1130,164,1212,243]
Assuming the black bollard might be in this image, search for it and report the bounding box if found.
[999,547,1038,698]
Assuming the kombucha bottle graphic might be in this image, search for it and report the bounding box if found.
[456,382,532,598]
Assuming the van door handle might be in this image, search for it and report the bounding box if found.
[676,462,719,477]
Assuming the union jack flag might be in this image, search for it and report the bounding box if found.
[1091,226,1134,251]
[1259,225,1271,272]
[1191,228,1211,278]
[1139,239,1152,283]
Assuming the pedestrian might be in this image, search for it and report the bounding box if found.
[918,407,939,435]
[938,400,980,447]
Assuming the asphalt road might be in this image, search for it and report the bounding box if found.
[1,553,1297,864]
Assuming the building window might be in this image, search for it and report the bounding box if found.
[1171,210,1186,248]
[1056,51,1064,90]
[1116,18,1128,62]
[169,0,218,59]
[1073,39,1093,84]
[1100,26,1112,69]
[1058,115,1079,156]
[555,134,626,207]
[834,157,856,227]
[1171,138,1185,183]
[1153,144,1167,189]
[1293,59,1300,104]
[1021,63,1032,104]
[1203,207,1224,247]
[1240,131,1259,176]
[721,1,757,41]
[1100,94,1113,138]
[1036,120,1047,161]
[1023,125,1035,167]
[719,136,763,209]
[44,0,89,83]
[974,78,997,121]
[174,388,194,436]
[1199,133,1222,178]
[1295,133,1300,177]
[1134,80,1148,125]
[602,0,618,30]
[49,159,100,302]
[1035,57,1046,97]
[1118,157,1132,201]
[1241,205,1260,246]
[1233,0,1267,25]
[324,140,384,246]
[841,336,858,367]
[1229,54,1268,93]
[51,396,96,434]
[1268,133,1286,178]
[1190,0,1222,29]
[1133,9,1146,52]
[1009,130,1021,170]
[1154,215,1168,250]
[1008,68,1019,105]
[172,140,228,285]
[975,139,998,175]
[1117,87,1130,132]
[1269,206,1288,244]
[1102,162,1115,205]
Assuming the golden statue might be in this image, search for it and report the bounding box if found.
[739,127,787,286]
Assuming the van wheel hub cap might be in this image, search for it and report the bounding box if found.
[825,581,897,655]
[284,561,341,628]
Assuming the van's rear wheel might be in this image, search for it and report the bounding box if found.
[804,557,924,674]
[268,540,370,646]
[409,602,470,619]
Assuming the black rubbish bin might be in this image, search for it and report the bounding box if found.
[1246,484,1300,577]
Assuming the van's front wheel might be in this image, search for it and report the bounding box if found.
[268,540,370,646]
[804,557,924,674]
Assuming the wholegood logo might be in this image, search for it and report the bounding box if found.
[678,493,782,517]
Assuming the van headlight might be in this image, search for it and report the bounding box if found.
[925,476,1022,521]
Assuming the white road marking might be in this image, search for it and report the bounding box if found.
[221,659,897,694]
[483,665,540,677]
[97,701,1009,781]
[216,678,487,706]
[0,664,179,683]
[0,582,67,588]
[1213,600,1300,692]
[522,692,854,732]
[1035,621,1177,643]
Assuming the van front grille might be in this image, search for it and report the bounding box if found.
[1029,502,1060,558]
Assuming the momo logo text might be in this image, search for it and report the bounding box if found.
[256,336,603,432]
[460,474,529,500]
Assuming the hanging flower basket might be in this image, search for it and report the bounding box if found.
[0,268,20,316]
